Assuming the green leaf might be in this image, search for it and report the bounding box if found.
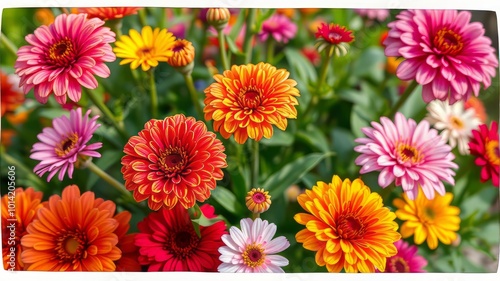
[284,48,317,83]
[86,150,123,190]
[296,125,330,153]
[225,35,245,57]
[211,186,245,215]
[266,152,332,199]
[350,46,385,82]
[260,129,294,146]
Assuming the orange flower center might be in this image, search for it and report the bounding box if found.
[239,89,262,111]
[55,133,79,157]
[388,256,410,272]
[337,214,366,240]
[449,116,464,130]
[159,147,187,174]
[56,230,86,261]
[433,27,463,56]
[136,46,155,59]
[242,243,266,268]
[165,228,200,259]
[48,37,76,66]
[397,143,423,165]
[485,139,500,166]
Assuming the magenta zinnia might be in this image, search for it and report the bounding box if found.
[354,112,458,200]
[30,107,102,181]
[15,13,116,104]
[469,121,499,187]
[382,240,428,273]
[384,10,498,104]
[121,114,227,210]
[258,14,297,44]
[135,204,226,271]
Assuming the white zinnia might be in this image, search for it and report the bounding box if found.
[426,99,481,155]
[218,218,290,273]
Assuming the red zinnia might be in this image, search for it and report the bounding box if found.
[121,114,227,210]
[315,23,354,45]
[1,70,24,117]
[135,204,226,271]
[77,7,142,21]
[469,121,499,187]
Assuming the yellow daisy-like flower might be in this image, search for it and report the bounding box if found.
[245,188,271,214]
[294,175,401,273]
[393,187,461,250]
[204,62,300,144]
[113,26,176,71]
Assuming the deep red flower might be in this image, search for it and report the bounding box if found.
[121,114,227,210]
[469,121,499,187]
[135,204,226,271]
[315,23,354,45]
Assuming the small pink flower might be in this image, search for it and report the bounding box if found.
[258,14,297,43]
[354,112,458,200]
[15,13,116,105]
[30,107,102,181]
[384,10,498,104]
[355,9,390,21]
[380,240,428,273]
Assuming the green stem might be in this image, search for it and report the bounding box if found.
[316,52,333,95]
[184,74,204,119]
[243,8,257,63]
[110,19,123,39]
[252,212,260,220]
[85,161,132,201]
[0,150,47,189]
[266,39,274,65]
[138,9,148,26]
[251,140,259,188]
[84,89,128,140]
[148,69,158,119]
[388,80,418,117]
[217,29,230,70]
[1,32,18,56]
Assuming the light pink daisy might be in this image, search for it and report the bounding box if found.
[354,9,390,21]
[380,240,428,273]
[15,13,116,105]
[30,107,102,181]
[258,14,297,43]
[384,10,498,104]
[218,218,290,273]
[354,112,458,200]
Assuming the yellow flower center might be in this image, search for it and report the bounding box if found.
[433,27,463,56]
[449,116,464,130]
[159,147,187,174]
[56,230,86,261]
[485,139,500,165]
[242,243,266,268]
[165,228,200,259]
[337,214,366,240]
[48,37,75,65]
[55,133,79,157]
[397,143,423,165]
[388,256,410,272]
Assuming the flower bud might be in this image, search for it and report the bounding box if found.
[166,39,195,75]
[245,188,271,214]
[206,8,231,31]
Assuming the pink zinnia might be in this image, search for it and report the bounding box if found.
[384,10,498,104]
[468,121,499,187]
[30,107,102,181]
[135,204,226,271]
[355,9,390,21]
[258,14,297,43]
[381,240,427,273]
[15,13,116,105]
[354,112,458,200]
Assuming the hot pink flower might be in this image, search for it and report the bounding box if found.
[468,121,499,187]
[384,10,498,104]
[258,14,297,43]
[354,112,458,200]
[15,13,116,105]
[355,9,390,21]
[381,240,428,273]
[30,107,102,181]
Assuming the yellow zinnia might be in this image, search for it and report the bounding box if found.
[113,26,176,71]
[393,187,461,250]
[294,175,401,273]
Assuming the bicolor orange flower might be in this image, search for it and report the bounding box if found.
[1,70,24,117]
[245,188,271,214]
[121,114,227,210]
[78,7,142,21]
[21,185,122,271]
[113,212,141,271]
[204,62,300,144]
[393,187,461,250]
[2,187,44,270]
[294,175,401,272]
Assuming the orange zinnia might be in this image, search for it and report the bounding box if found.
[21,185,122,271]
[204,62,300,144]
[113,212,141,271]
[1,187,44,270]
[294,175,401,272]
[77,7,141,21]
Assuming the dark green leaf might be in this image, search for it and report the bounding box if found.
[86,150,123,190]
[211,186,245,215]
